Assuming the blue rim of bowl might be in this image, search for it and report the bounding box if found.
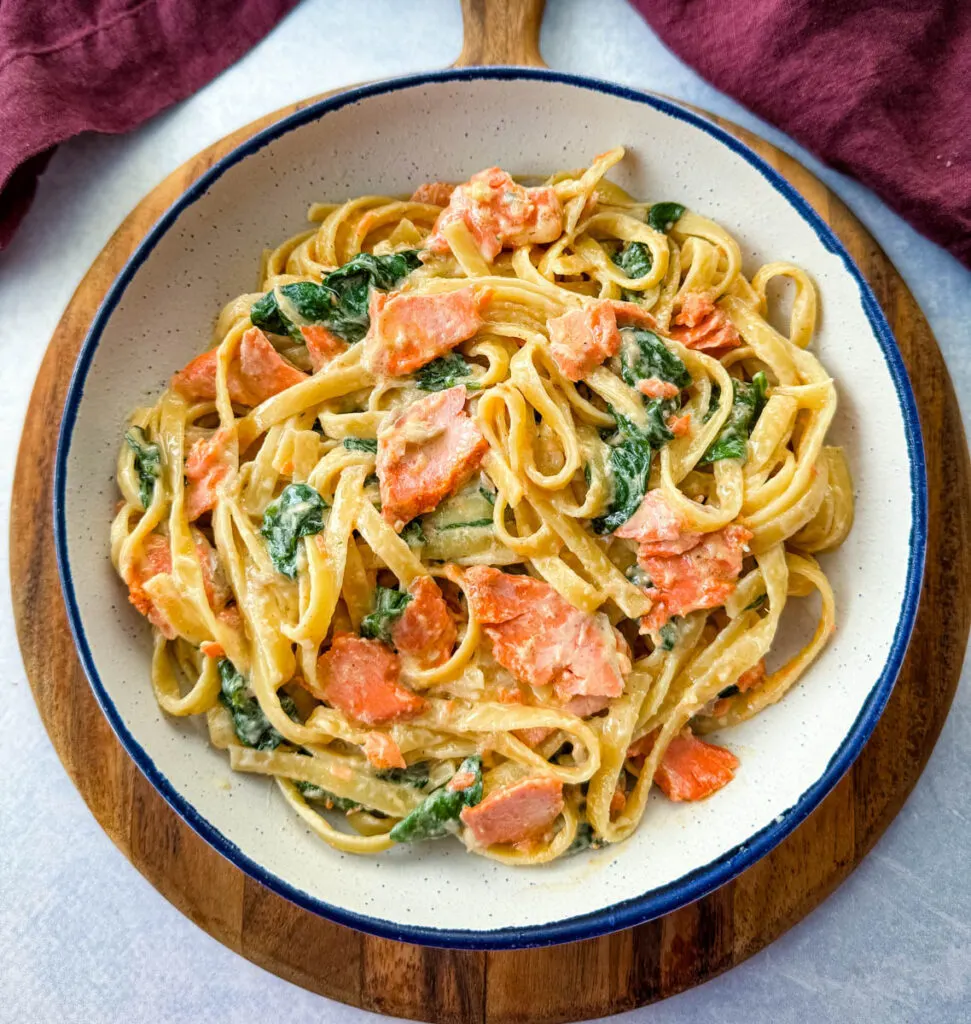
[53,66,927,951]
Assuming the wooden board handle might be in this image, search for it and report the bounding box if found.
[455,0,547,67]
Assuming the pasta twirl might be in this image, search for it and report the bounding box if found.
[111,150,852,863]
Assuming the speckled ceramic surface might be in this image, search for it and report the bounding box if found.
[54,70,925,949]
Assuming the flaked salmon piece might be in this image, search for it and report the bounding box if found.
[653,731,739,801]
[626,731,655,760]
[390,575,457,667]
[710,658,767,717]
[195,533,231,611]
[172,327,308,406]
[561,694,611,717]
[463,566,628,703]
[363,286,485,377]
[494,688,556,743]
[411,181,455,206]
[125,531,228,638]
[460,776,564,846]
[496,686,525,704]
[637,377,681,400]
[315,633,425,725]
[377,385,488,530]
[615,490,703,556]
[627,728,738,801]
[200,605,244,659]
[448,768,479,792]
[363,731,408,770]
[607,300,660,331]
[667,412,691,437]
[669,293,741,351]
[640,524,753,633]
[426,167,563,262]
[300,324,347,372]
[548,301,621,382]
[610,785,627,817]
[514,726,556,748]
[737,658,766,693]
[184,427,233,521]
[125,534,178,638]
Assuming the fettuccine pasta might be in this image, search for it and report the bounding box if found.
[111,149,853,862]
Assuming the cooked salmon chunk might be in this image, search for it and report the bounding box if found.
[607,299,660,331]
[615,490,702,556]
[315,633,425,725]
[669,293,741,351]
[710,658,767,717]
[667,412,691,437]
[300,324,347,371]
[640,524,752,633]
[548,301,621,381]
[391,575,457,667]
[171,327,307,406]
[411,181,455,206]
[463,566,629,705]
[184,427,233,521]
[362,286,484,377]
[377,385,488,530]
[653,731,739,801]
[125,532,228,638]
[637,377,681,400]
[628,729,739,801]
[460,776,564,846]
[426,167,563,261]
[200,605,244,660]
[363,731,408,770]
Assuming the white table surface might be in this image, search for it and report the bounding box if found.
[2,2,969,1021]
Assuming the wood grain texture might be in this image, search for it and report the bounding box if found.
[10,2,970,1020]
[455,0,547,67]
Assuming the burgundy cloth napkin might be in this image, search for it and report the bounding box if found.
[0,0,299,250]
[631,0,971,269]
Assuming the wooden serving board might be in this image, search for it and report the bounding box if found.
[11,2,970,1021]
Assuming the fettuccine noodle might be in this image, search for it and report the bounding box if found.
[111,149,853,863]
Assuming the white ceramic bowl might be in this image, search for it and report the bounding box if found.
[55,69,926,949]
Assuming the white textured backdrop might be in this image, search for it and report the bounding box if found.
[1,2,968,1022]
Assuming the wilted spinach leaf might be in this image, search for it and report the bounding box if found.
[218,659,298,750]
[703,383,722,423]
[647,202,686,233]
[251,250,421,344]
[360,586,413,644]
[249,289,292,337]
[375,762,430,788]
[612,241,653,281]
[625,563,653,589]
[591,411,654,535]
[324,250,422,343]
[437,518,493,531]
[642,397,679,449]
[125,426,161,508]
[401,519,426,546]
[260,482,328,578]
[389,756,483,843]
[415,353,479,392]
[659,621,678,651]
[294,780,362,812]
[700,372,768,464]
[343,437,378,454]
[619,328,691,390]
[565,821,602,856]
